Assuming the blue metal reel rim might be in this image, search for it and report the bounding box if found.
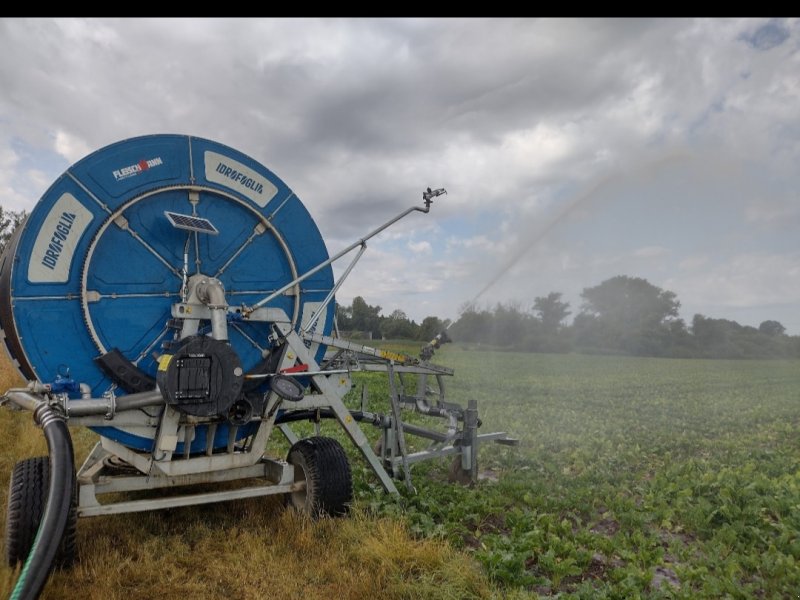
[0,134,335,453]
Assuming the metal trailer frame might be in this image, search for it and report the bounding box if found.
[2,192,516,519]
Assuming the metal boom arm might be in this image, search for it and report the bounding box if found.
[243,189,445,316]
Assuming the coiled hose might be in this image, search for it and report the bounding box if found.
[9,404,75,600]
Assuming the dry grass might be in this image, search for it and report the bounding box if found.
[30,507,489,600]
[0,353,492,600]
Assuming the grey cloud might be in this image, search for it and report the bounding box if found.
[740,19,791,51]
[2,18,799,331]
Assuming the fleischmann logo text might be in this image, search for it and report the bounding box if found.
[215,162,264,195]
[112,157,164,181]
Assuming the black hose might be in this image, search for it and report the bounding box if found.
[10,404,75,600]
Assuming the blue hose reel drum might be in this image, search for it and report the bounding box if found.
[0,135,335,453]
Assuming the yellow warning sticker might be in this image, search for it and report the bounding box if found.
[158,354,173,372]
[379,350,407,362]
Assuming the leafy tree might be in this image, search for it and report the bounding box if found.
[691,314,797,359]
[449,302,540,348]
[580,276,679,325]
[692,314,748,357]
[576,276,680,355]
[571,312,617,354]
[0,206,26,255]
[533,292,571,333]
[337,298,432,340]
[491,302,531,346]
[663,318,696,357]
[379,309,419,340]
[449,303,494,344]
[418,316,447,342]
[335,303,353,331]
[759,320,786,336]
[346,296,383,338]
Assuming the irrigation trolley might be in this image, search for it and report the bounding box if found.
[0,135,515,597]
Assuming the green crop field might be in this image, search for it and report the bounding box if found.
[2,347,799,599]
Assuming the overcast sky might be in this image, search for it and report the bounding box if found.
[2,18,799,333]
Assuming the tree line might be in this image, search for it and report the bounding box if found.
[336,296,452,343]
[337,276,800,359]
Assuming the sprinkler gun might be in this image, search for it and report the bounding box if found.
[420,330,452,362]
[422,187,447,208]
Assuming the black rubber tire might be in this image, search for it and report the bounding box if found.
[287,437,352,518]
[5,456,77,568]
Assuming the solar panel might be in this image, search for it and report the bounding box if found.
[164,211,219,235]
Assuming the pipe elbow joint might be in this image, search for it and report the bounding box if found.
[196,278,228,309]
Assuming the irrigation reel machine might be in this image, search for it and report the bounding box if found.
[0,135,515,595]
